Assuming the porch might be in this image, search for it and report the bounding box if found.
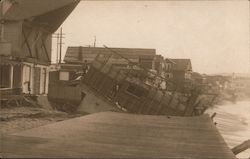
[0,59,49,106]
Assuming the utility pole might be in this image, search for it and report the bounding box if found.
[56,33,59,64]
[59,28,63,64]
[0,1,5,42]
[52,27,65,64]
[94,36,96,47]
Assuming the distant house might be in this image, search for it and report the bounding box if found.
[204,75,233,94]
[169,59,193,91]
[164,58,176,79]
[65,46,155,64]
[231,76,250,93]
[64,46,167,75]
[0,0,79,95]
[192,72,206,84]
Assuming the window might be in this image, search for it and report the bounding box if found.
[59,71,69,81]
[0,65,11,88]
[126,84,144,98]
[139,59,153,70]
[185,73,191,79]
[165,63,172,71]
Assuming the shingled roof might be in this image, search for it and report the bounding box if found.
[1,112,236,158]
[64,46,156,64]
[171,58,192,71]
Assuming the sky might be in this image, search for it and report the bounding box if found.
[52,0,250,75]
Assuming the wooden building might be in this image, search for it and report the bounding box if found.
[83,52,212,116]
[64,46,168,76]
[168,59,193,92]
[0,0,79,96]
[65,46,156,64]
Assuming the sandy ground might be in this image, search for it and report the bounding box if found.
[0,106,81,135]
[0,86,118,135]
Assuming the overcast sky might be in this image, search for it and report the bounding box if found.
[52,1,249,75]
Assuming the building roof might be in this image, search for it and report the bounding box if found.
[1,0,80,32]
[1,112,235,158]
[64,46,156,64]
[192,72,203,79]
[165,58,176,64]
[171,59,192,71]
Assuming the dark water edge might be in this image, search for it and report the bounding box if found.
[205,99,250,159]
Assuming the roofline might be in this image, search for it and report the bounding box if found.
[67,46,156,51]
[165,58,176,64]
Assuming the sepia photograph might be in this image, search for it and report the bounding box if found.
[0,0,249,158]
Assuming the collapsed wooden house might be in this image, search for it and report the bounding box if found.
[83,47,216,116]
[0,0,79,104]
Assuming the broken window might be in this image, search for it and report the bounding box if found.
[139,59,153,70]
[0,65,11,88]
[126,84,144,98]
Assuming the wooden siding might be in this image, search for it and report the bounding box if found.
[2,21,51,64]
[0,42,12,56]
[83,63,201,116]
[48,83,82,104]
[21,24,51,63]
[4,21,22,55]
[1,112,236,158]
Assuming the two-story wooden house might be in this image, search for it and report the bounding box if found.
[165,59,193,92]
[0,0,79,96]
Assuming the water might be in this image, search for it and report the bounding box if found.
[206,100,250,159]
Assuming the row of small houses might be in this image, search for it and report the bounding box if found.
[48,47,214,116]
[47,46,217,116]
[0,0,199,105]
[53,46,194,92]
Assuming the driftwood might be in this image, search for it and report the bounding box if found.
[231,139,250,155]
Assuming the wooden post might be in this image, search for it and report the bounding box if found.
[59,28,62,64]
[0,2,5,42]
[10,65,14,88]
[231,140,250,155]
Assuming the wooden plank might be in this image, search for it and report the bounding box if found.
[1,112,236,158]
[41,37,51,62]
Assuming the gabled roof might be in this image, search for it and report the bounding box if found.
[165,58,176,64]
[1,0,80,32]
[171,59,192,71]
[2,112,236,158]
